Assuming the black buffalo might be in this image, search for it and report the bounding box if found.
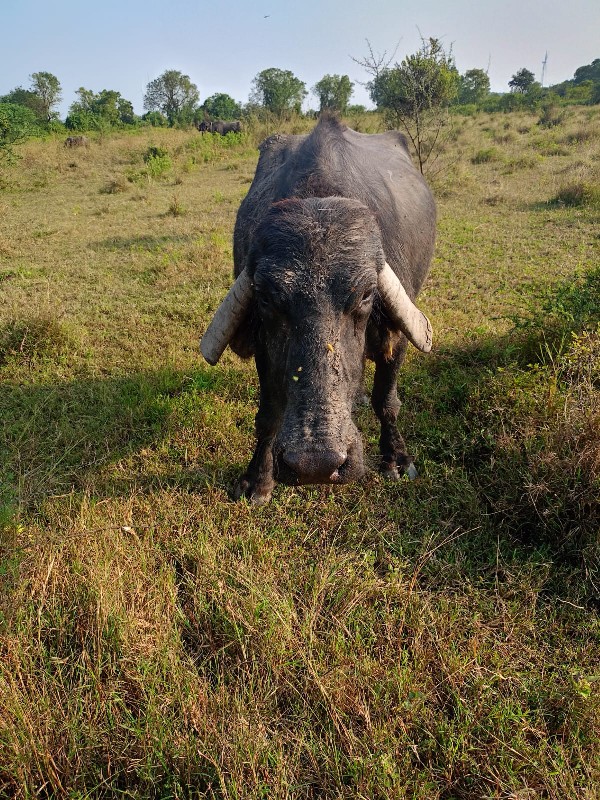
[64,135,89,147]
[201,116,436,504]
[196,120,241,135]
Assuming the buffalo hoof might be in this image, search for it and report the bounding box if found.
[233,477,273,506]
[380,460,418,481]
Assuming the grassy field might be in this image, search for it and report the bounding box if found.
[0,108,599,798]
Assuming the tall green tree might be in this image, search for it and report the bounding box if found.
[66,88,136,130]
[573,58,600,85]
[201,93,241,120]
[0,87,46,121]
[29,72,62,121]
[458,68,490,105]
[312,74,354,113]
[0,103,38,161]
[250,68,307,117]
[509,68,536,93]
[143,70,199,125]
[358,37,458,173]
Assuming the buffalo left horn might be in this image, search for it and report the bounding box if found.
[200,269,253,365]
[378,262,433,353]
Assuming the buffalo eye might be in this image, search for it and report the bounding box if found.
[358,288,375,310]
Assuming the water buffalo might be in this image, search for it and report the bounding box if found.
[64,135,89,147]
[197,120,241,135]
[201,115,436,504]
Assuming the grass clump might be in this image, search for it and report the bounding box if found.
[100,175,129,194]
[126,145,173,183]
[538,103,565,128]
[551,182,600,207]
[471,147,501,164]
[466,329,600,599]
[167,194,186,217]
[0,314,79,367]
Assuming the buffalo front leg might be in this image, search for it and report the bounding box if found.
[371,339,416,480]
[233,402,278,505]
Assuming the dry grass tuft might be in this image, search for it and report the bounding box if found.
[551,181,600,207]
[0,313,80,367]
[101,175,129,194]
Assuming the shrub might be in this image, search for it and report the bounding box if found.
[537,142,570,157]
[65,110,98,132]
[142,111,168,128]
[551,182,600,207]
[142,146,172,178]
[471,147,500,164]
[453,103,479,117]
[538,104,565,128]
[504,154,541,170]
[167,194,185,216]
[493,131,516,144]
[0,103,39,161]
[561,128,596,145]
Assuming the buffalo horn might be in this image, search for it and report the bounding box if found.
[378,262,433,353]
[200,269,253,365]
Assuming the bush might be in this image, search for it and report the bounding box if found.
[551,182,600,207]
[453,103,479,117]
[538,103,565,128]
[471,147,500,164]
[101,176,129,194]
[142,146,172,178]
[65,111,98,132]
[0,103,38,160]
[142,111,168,128]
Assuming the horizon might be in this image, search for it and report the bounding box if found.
[2,0,599,118]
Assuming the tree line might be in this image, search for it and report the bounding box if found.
[1,47,599,164]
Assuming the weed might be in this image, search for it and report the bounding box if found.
[471,147,501,164]
[167,194,186,217]
[561,127,596,145]
[101,175,129,194]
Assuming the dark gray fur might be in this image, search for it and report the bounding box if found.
[228,116,436,503]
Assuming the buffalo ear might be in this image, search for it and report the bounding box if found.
[228,305,257,359]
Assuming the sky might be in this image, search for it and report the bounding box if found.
[2,0,599,118]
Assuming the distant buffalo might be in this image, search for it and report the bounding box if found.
[64,135,89,148]
[196,120,242,135]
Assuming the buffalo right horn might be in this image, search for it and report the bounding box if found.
[200,269,253,365]
[378,262,433,353]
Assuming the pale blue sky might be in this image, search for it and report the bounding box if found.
[2,0,599,117]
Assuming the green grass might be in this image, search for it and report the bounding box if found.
[0,108,599,798]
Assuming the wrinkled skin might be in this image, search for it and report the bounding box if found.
[227,116,436,504]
